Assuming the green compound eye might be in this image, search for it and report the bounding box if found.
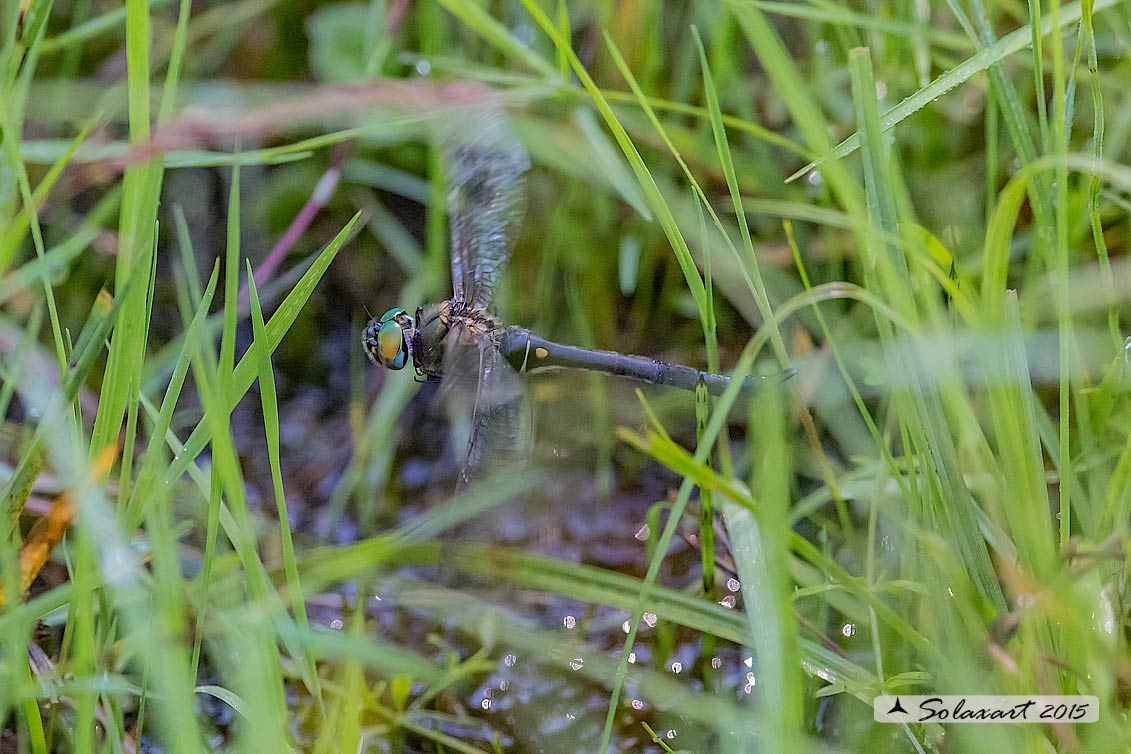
[377,320,408,369]
[379,307,405,324]
[364,308,412,370]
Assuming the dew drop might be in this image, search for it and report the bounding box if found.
[514,23,535,46]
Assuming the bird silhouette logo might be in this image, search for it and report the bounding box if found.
[887,697,909,715]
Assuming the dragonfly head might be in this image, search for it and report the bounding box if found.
[364,307,415,370]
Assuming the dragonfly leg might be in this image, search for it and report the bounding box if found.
[514,331,534,373]
[455,341,490,490]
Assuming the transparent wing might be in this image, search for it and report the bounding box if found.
[440,322,531,492]
[442,109,530,310]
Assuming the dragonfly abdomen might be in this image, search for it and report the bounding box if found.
[500,327,775,397]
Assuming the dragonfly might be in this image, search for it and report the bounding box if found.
[364,108,784,488]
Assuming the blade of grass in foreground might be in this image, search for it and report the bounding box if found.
[188,160,244,680]
[617,422,938,659]
[445,543,883,700]
[592,332,775,752]
[730,0,869,250]
[752,1,972,51]
[37,0,175,52]
[0,119,94,270]
[850,47,1004,612]
[8,297,208,754]
[183,262,290,754]
[89,0,164,463]
[0,110,67,371]
[1046,0,1073,553]
[731,379,802,752]
[160,211,360,487]
[185,166,326,729]
[517,0,710,332]
[380,575,763,732]
[247,264,322,703]
[70,11,167,735]
[694,27,788,365]
[979,293,1056,575]
[780,0,1122,181]
[434,0,558,77]
[125,263,219,529]
[0,303,44,435]
[0,190,120,309]
[1,268,141,529]
[1081,0,1119,348]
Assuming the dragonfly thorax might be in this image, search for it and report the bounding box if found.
[412,299,499,379]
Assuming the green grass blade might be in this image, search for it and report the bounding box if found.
[183,267,290,754]
[752,1,972,51]
[126,263,220,529]
[518,0,709,330]
[37,0,174,52]
[693,27,788,365]
[782,0,1123,182]
[160,212,360,486]
[246,264,322,702]
[434,0,559,78]
[850,46,1003,610]
[1,267,142,528]
[731,379,802,752]
[88,0,165,466]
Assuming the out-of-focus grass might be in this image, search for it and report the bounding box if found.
[1,0,1130,753]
